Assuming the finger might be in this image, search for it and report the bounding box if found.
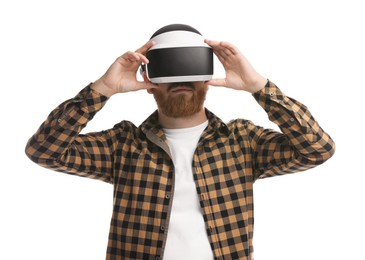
[119,51,149,64]
[205,40,231,64]
[205,39,237,56]
[135,41,156,56]
[211,48,229,64]
[204,39,221,48]
[217,41,238,55]
[205,39,226,52]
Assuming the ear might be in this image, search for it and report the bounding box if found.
[142,73,155,94]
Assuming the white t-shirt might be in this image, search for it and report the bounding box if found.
[163,120,214,260]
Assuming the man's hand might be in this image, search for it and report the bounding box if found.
[92,41,157,97]
[204,39,267,93]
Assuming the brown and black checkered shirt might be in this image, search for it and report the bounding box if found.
[25,81,335,260]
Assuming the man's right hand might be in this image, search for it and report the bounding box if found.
[91,41,157,97]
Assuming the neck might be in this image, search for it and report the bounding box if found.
[158,108,208,129]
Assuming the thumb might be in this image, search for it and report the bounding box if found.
[205,78,227,87]
[135,81,158,91]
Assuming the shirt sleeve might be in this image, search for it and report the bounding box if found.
[25,83,115,183]
[250,80,335,180]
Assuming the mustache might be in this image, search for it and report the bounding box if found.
[168,82,195,91]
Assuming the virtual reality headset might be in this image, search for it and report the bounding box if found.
[141,24,213,84]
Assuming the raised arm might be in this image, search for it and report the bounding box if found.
[25,41,157,182]
[205,39,335,179]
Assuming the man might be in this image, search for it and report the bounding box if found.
[25,24,335,260]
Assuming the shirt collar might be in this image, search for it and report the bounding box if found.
[140,108,229,139]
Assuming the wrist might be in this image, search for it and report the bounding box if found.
[248,76,268,94]
[91,79,115,98]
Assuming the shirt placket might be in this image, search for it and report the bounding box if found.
[146,129,176,260]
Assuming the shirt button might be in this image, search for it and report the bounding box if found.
[269,92,275,97]
[201,193,206,201]
[155,257,160,260]
[290,117,295,122]
[165,193,170,199]
[57,118,62,123]
[160,225,165,231]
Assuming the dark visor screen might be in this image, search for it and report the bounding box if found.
[146,47,213,78]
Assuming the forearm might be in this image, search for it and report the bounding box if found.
[252,81,335,177]
[25,84,110,175]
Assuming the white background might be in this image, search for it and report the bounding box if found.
[1,0,364,259]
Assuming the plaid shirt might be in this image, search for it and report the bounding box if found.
[25,81,335,260]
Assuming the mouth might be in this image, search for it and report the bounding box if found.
[168,82,195,93]
[170,86,194,93]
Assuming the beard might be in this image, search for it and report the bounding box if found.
[153,83,207,118]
